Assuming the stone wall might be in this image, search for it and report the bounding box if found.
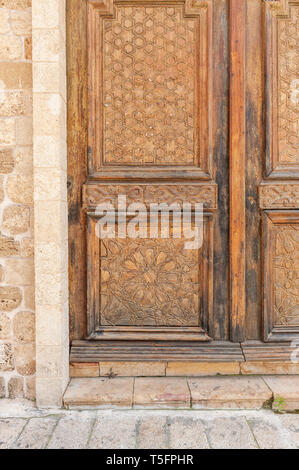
[0,0,35,400]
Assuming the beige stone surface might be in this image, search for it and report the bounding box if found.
[88,414,137,449]
[2,205,30,235]
[134,377,190,408]
[0,418,26,449]
[0,90,28,116]
[0,9,10,34]
[5,258,34,286]
[15,343,36,376]
[0,117,15,146]
[137,417,168,449]
[8,377,24,399]
[11,9,32,36]
[16,116,32,145]
[166,361,241,376]
[0,312,11,340]
[0,286,22,311]
[204,416,257,449]
[0,343,14,371]
[0,149,14,173]
[188,376,272,409]
[6,172,33,204]
[64,378,134,408]
[48,415,94,449]
[241,361,299,375]
[100,361,166,377]
[32,30,62,62]
[0,63,32,89]
[0,235,20,256]
[13,417,57,449]
[0,377,5,398]
[263,376,299,411]
[1,0,31,8]
[0,36,23,61]
[70,363,99,378]
[13,311,35,343]
[25,376,35,401]
[169,417,209,449]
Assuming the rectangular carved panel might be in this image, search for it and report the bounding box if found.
[87,213,213,340]
[88,0,212,179]
[264,0,299,178]
[82,183,218,209]
[259,182,299,208]
[263,211,299,341]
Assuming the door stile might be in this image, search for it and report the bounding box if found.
[229,0,246,342]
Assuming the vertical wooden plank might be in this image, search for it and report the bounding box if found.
[245,0,263,339]
[229,0,246,342]
[67,0,88,340]
[211,0,230,340]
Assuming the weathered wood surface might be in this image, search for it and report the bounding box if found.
[229,0,246,342]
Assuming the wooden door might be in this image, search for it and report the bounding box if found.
[67,0,299,363]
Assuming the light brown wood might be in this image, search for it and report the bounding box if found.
[229,0,246,342]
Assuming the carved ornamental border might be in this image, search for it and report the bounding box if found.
[87,0,213,180]
[264,0,299,178]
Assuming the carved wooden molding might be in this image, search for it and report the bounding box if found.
[259,183,299,208]
[87,0,213,180]
[264,0,299,178]
[263,210,299,341]
[86,212,214,340]
[83,183,218,209]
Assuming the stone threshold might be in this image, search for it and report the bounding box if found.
[70,360,299,378]
[63,376,299,412]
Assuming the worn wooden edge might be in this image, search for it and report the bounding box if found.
[229,0,246,342]
[88,326,212,342]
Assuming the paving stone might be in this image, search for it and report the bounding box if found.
[63,378,134,408]
[248,416,296,449]
[263,376,299,412]
[168,417,209,449]
[134,377,190,408]
[13,417,57,449]
[137,416,168,449]
[203,417,257,449]
[0,418,26,449]
[89,413,137,449]
[241,361,299,375]
[47,416,94,449]
[188,376,272,409]
[280,415,299,448]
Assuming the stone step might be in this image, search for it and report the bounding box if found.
[63,375,299,411]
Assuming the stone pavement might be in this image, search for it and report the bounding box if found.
[0,399,298,449]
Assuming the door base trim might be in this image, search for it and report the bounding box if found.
[87,326,211,342]
[71,340,243,362]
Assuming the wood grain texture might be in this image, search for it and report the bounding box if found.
[264,0,299,178]
[263,211,299,341]
[229,0,246,342]
[245,0,264,340]
[67,0,88,340]
[70,340,244,362]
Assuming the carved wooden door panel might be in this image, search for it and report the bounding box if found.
[68,0,230,348]
[68,0,299,362]
[259,0,299,341]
